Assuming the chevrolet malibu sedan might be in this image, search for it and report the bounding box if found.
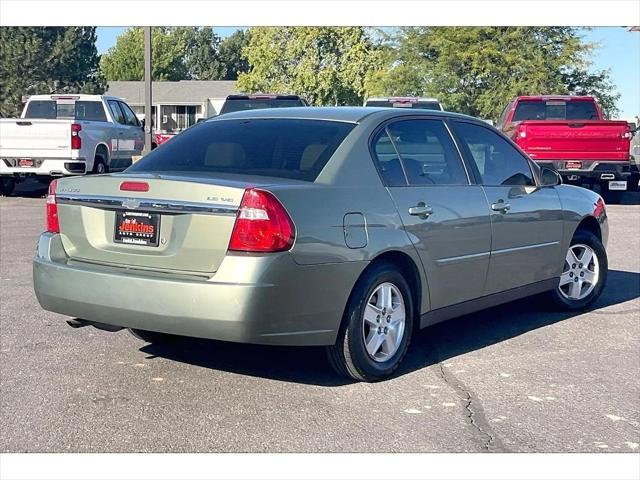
[34,107,609,381]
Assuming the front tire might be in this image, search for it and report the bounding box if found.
[326,262,414,382]
[546,229,607,311]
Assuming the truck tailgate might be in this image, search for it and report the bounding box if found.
[0,119,72,159]
[516,120,630,161]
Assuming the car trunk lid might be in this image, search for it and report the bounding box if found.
[54,173,263,275]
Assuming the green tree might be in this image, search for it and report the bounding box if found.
[368,27,620,119]
[100,27,192,81]
[0,27,105,117]
[184,27,224,80]
[218,29,251,80]
[237,27,382,105]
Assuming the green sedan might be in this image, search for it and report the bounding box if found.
[33,107,609,381]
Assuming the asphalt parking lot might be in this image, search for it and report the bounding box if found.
[1,180,639,453]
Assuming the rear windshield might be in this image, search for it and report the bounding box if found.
[220,98,305,114]
[513,100,599,121]
[127,119,355,182]
[365,100,442,110]
[24,100,107,121]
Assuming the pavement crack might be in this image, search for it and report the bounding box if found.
[437,363,508,453]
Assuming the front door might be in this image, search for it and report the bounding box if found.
[372,118,493,310]
[450,120,564,295]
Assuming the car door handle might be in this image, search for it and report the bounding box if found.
[408,204,433,218]
[491,201,511,213]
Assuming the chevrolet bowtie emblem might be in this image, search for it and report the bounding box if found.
[122,198,141,209]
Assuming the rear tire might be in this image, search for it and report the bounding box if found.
[92,154,108,174]
[326,262,414,382]
[546,229,607,311]
[0,177,15,196]
[128,328,180,344]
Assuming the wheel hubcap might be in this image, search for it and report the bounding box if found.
[362,282,406,362]
[558,243,599,301]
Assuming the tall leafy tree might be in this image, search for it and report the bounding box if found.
[100,27,192,81]
[184,27,224,80]
[0,27,105,117]
[237,27,382,105]
[217,29,251,80]
[368,27,620,119]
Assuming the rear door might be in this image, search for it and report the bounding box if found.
[373,118,492,309]
[106,100,128,166]
[118,101,144,161]
[450,120,564,295]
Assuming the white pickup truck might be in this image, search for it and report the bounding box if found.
[0,94,144,195]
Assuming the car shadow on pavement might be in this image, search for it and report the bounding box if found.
[139,269,640,386]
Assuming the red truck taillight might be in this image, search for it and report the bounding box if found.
[46,180,60,233]
[71,123,82,150]
[228,188,295,253]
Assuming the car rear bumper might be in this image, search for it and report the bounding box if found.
[33,233,364,346]
[0,158,86,176]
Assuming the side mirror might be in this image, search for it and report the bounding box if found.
[540,166,562,187]
[141,118,146,130]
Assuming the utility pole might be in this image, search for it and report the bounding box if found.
[143,27,153,154]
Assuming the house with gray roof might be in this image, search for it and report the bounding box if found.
[106,80,239,135]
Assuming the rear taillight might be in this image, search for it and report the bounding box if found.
[71,123,82,150]
[46,179,59,233]
[228,188,295,253]
[594,197,606,218]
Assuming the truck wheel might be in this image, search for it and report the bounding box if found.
[92,155,108,174]
[0,177,16,196]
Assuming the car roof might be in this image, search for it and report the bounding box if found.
[211,106,478,124]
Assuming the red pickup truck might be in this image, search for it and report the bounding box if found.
[497,96,633,202]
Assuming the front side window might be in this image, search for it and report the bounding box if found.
[452,121,534,187]
[127,118,355,182]
[372,119,468,186]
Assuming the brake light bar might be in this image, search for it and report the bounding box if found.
[248,94,278,99]
[120,181,150,192]
[389,97,418,103]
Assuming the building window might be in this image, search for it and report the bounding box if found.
[160,105,200,133]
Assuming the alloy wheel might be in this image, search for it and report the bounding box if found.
[362,282,406,362]
[558,243,600,300]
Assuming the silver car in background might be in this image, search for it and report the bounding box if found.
[34,107,609,381]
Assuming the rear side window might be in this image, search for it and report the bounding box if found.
[220,98,305,114]
[513,100,599,121]
[108,100,126,124]
[24,100,106,121]
[452,121,534,187]
[372,119,468,186]
[127,119,355,182]
[119,102,140,126]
